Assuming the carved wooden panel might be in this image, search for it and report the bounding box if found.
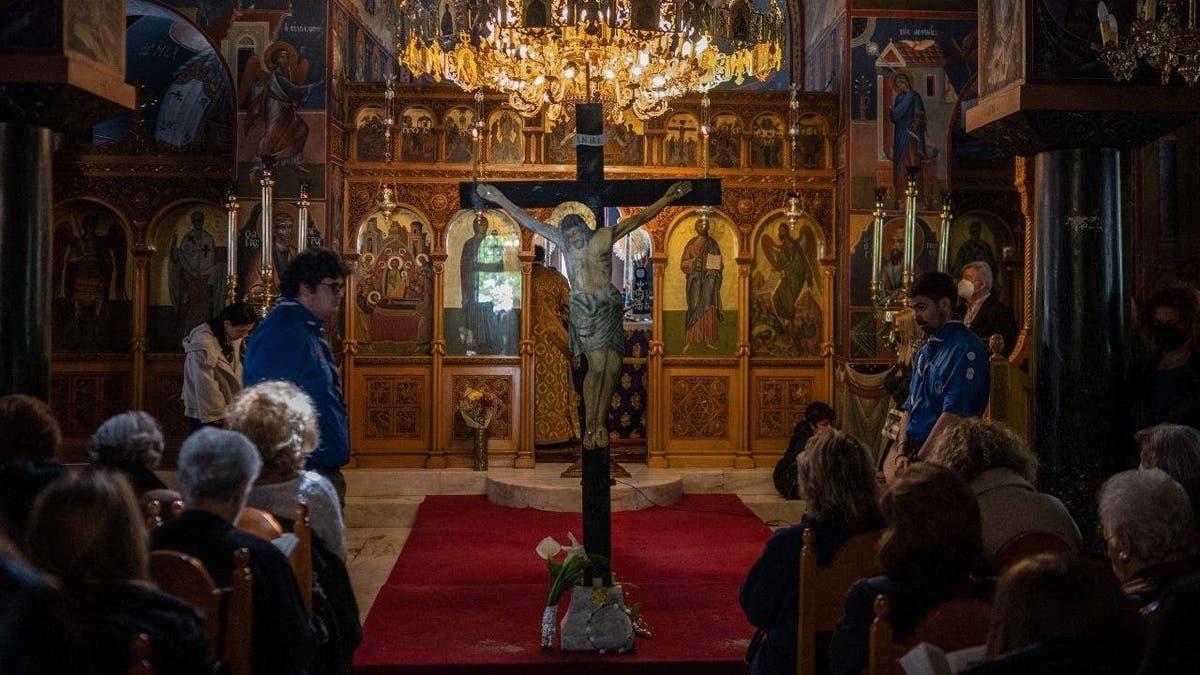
[450,374,513,441]
[364,375,426,439]
[669,375,729,440]
[49,371,130,437]
[756,376,814,439]
[151,372,189,438]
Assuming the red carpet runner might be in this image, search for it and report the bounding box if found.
[354,494,773,674]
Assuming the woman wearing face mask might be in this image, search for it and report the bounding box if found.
[1126,288,1200,455]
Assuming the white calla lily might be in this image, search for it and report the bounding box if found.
[562,531,586,562]
[536,536,562,560]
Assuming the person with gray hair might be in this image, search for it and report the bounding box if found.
[151,428,314,674]
[86,411,177,502]
[1098,468,1198,614]
[957,260,1017,356]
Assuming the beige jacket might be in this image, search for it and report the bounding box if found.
[181,322,243,422]
[973,467,1083,562]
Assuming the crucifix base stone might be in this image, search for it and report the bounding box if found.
[559,584,635,653]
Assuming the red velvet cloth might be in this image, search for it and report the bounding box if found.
[354,494,772,674]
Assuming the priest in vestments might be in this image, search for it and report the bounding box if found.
[531,246,579,446]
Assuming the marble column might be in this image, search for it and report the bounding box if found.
[0,123,53,398]
[1033,147,1125,534]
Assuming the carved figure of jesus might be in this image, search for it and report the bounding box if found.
[477,181,691,449]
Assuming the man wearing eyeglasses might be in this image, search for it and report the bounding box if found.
[244,248,352,504]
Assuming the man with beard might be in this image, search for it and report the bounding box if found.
[894,272,989,464]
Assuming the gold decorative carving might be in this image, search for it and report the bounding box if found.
[670,375,729,440]
[450,374,513,440]
[329,123,348,160]
[364,375,426,439]
[756,377,813,439]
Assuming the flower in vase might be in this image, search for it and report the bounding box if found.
[459,387,497,429]
[537,532,605,607]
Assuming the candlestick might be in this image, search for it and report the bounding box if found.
[938,193,952,274]
[871,187,886,304]
[902,167,919,291]
[297,180,311,253]
[224,187,239,306]
[259,156,276,311]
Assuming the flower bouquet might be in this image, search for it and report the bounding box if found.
[535,532,607,650]
[459,388,496,429]
[460,388,496,470]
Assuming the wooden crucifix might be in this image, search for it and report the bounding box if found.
[463,103,720,584]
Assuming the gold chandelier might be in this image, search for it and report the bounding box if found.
[396,0,784,128]
[1096,0,1200,85]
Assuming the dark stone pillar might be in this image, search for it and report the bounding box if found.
[1033,147,1125,536]
[0,123,53,398]
[1158,137,1178,252]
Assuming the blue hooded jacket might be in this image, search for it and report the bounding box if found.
[243,299,349,471]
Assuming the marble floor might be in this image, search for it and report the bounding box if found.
[342,465,805,622]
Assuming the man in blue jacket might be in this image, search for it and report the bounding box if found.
[244,248,351,503]
[896,271,990,464]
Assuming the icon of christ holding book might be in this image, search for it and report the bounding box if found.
[680,215,724,352]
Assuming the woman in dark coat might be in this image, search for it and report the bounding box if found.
[25,470,212,675]
[743,430,884,675]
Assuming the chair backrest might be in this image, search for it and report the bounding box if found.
[149,551,222,649]
[223,549,254,675]
[291,501,313,617]
[984,334,1033,445]
[150,548,254,675]
[142,499,185,530]
[144,500,164,531]
[991,530,1072,573]
[868,594,992,675]
[797,528,882,675]
[236,506,284,541]
[128,633,152,675]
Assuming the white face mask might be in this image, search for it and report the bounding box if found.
[957,279,975,300]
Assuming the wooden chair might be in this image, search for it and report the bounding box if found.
[128,633,152,675]
[236,502,313,615]
[991,530,1072,573]
[868,594,992,675]
[291,502,313,617]
[142,499,185,530]
[149,548,253,675]
[235,506,284,541]
[797,529,882,675]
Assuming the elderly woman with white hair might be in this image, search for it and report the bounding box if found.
[86,411,179,504]
[225,380,346,560]
[1099,468,1198,615]
[150,427,313,675]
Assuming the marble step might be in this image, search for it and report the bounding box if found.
[344,468,488,497]
[485,467,683,512]
[738,494,807,529]
[343,495,425,528]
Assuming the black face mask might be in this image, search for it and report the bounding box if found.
[1154,324,1189,351]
